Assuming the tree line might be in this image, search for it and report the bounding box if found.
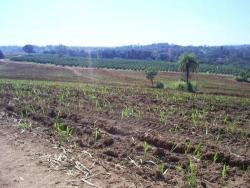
[11,54,246,75]
[17,43,250,68]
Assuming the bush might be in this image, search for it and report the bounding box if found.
[236,71,250,83]
[156,82,165,89]
[0,50,4,59]
[145,68,158,86]
[169,80,197,92]
[187,82,197,92]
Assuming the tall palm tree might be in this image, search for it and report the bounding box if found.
[178,53,199,83]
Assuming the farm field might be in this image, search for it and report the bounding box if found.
[0,60,249,187]
[1,60,250,97]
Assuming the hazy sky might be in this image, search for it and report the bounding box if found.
[1,0,250,46]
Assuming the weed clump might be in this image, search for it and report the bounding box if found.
[169,80,197,92]
[156,82,165,89]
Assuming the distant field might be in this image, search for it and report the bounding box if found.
[0,60,250,97]
[10,54,246,75]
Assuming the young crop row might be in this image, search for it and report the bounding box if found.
[0,79,249,187]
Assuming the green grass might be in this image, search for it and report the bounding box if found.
[17,119,32,130]
[54,121,73,141]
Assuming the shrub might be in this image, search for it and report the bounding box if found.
[145,68,158,86]
[0,50,4,59]
[170,80,197,92]
[156,82,165,89]
[236,71,250,83]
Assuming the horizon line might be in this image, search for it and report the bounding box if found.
[1,42,250,48]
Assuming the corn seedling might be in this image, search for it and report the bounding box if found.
[221,164,228,181]
[121,106,137,119]
[54,121,72,141]
[174,124,181,132]
[159,161,166,175]
[143,141,149,155]
[159,110,168,124]
[17,119,32,130]
[95,128,101,141]
[187,160,196,188]
[185,142,191,155]
[191,110,198,127]
[228,122,237,134]
[216,130,221,143]
[213,152,218,164]
[194,142,202,159]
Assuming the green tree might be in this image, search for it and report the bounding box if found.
[145,68,158,86]
[178,53,199,84]
[23,44,35,53]
[236,70,250,82]
[0,50,4,59]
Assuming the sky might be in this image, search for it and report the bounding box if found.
[1,0,250,46]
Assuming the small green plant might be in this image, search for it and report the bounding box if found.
[228,122,237,134]
[159,110,168,124]
[194,142,202,159]
[185,142,191,154]
[95,128,101,141]
[221,164,228,181]
[159,161,166,175]
[216,130,221,143]
[213,152,218,164]
[17,119,32,130]
[143,141,149,155]
[191,110,198,127]
[121,106,137,119]
[187,160,196,188]
[223,115,228,124]
[170,124,181,132]
[54,121,72,141]
[58,93,65,104]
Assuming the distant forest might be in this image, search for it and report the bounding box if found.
[1,43,250,69]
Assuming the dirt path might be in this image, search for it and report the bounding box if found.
[0,114,139,188]
[0,126,77,188]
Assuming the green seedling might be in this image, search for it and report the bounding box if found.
[228,122,237,134]
[159,110,168,124]
[144,141,149,155]
[185,142,191,155]
[17,120,32,130]
[159,161,166,175]
[121,106,137,119]
[191,110,198,127]
[54,121,72,141]
[213,152,218,164]
[194,142,202,159]
[187,160,196,188]
[223,115,228,124]
[95,128,101,141]
[216,130,221,143]
[222,164,227,180]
